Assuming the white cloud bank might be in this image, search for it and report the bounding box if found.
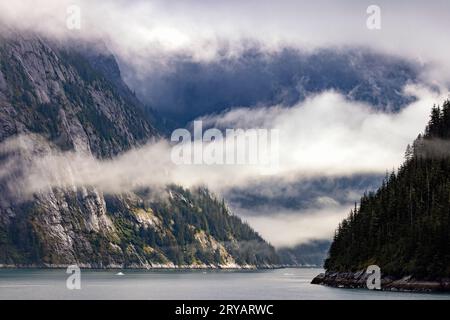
[1,0,450,82]
[240,206,350,248]
[201,85,447,179]
[3,85,445,196]
[3,85,443,246]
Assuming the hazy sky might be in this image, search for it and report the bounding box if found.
[1,0,450,77]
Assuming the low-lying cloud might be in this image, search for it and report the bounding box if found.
[2,85,444,196]
[1,85,446,246]
[239,206,351,248]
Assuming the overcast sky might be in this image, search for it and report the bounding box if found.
[1,0,450,78]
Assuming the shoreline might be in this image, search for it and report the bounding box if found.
[312,271,450,293]
[0,263,291,270]
[0,263,320,270]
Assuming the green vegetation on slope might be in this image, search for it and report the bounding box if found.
[325,101,450,279]
[0,34,278,268]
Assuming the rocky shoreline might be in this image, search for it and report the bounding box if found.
[0,263,281,270]
[312,271,450,292]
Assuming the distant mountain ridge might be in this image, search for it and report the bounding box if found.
[277,240,331,267]
[122,47,421,127]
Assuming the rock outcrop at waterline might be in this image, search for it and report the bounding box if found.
[312,272,450,292]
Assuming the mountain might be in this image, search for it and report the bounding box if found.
[0,33,158,157]
[0,31,278,268]
[122,47,420,128]
[277,240,331,267]
[81,44,176,136]
[313,102,450,291]
[225,174,383,212]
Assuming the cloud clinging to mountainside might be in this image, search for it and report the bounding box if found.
[1,0,450,81]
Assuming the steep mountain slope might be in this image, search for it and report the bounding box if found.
[0,31,277,268]
[0,33,158,157]
[122,47,420,128]
[313,102,450,290]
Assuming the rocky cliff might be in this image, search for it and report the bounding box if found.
[0,31,278,268]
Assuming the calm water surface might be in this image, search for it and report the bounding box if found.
[0,268,449,300]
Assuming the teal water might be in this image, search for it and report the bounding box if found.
[0,268,449,300]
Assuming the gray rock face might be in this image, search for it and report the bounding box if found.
[0,32,158,157]
[311,271,450,292]
[0,31,278,268]
[0,32,155,266]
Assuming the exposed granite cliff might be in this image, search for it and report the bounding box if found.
[0,31,278,268]
[0,32,158,157]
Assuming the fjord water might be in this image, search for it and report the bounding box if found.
[0,268,449,300]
